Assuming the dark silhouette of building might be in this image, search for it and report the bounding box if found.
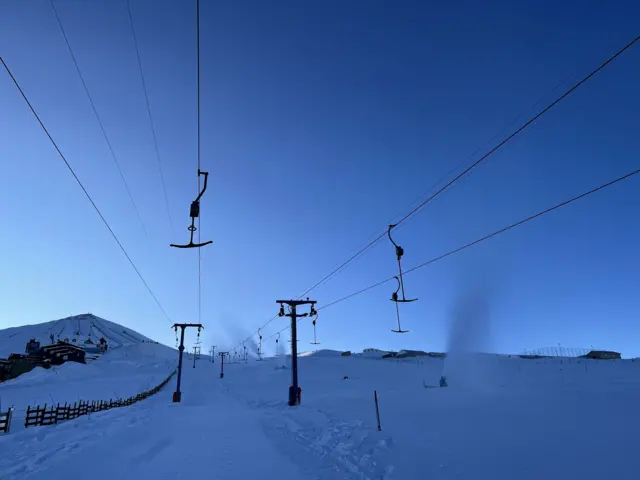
[40,341,86,365]
[581,350,621,360]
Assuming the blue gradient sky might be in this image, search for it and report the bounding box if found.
[1,0,639,356]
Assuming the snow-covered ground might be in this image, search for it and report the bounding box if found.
[0,315,176,428]
[1,335,639,479]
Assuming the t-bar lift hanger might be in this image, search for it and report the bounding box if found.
[170,170,213,248]
[310,311,320,345]
[388,224,417,333]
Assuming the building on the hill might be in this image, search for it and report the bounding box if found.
[0,353,50,382]
[0,337,91,383]
[0,359,12,381]
[83,338,102,354]
[396,350,429,358]
[6,354,36,377]
[40,341,86,365]
[581,350,621,360]
[426,352,447,358]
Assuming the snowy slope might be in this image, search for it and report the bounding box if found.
[1,350,639,479]
[0,315,176,428]
[0,313,154,358]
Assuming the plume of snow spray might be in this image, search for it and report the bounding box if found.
[443,276,495,391]
[209,314,260,358]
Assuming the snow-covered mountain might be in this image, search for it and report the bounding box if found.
[0,313,155,358]
[0,315,176,426]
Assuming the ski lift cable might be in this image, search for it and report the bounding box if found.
[0,56,172,325]
[196,0,203,325]
[294,32,640,300]
[264,165,640,339]
[126,0,175,241]
[235,33,640,348]
[48,0,148,238]
[319,166,640,311]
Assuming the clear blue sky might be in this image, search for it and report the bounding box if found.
[1,0,639,356]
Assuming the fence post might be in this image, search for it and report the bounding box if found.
[374,390,381,432]
[6,408,13,434]
[1,408,14,434]
[40,403,47,427]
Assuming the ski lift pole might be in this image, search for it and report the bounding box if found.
[172,323,203,403]
[219,352,227,378]
[173,326,186,402]
[277,299,317,406]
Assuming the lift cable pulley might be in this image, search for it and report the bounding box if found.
[170,170,213,248]
[388,224,416,333]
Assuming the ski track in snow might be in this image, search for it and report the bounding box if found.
[261,405,394,479]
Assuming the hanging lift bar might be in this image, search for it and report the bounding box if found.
[387,224,417,333]
[311,312,320,345]
[170,170,213,248]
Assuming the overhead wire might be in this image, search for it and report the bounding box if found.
[235,73,570,348]
[237,32,640,349]
[0,56,172,323]
[49,0,148,237]
[295,33,640,299]
[293,79,565,300]
[196,0,202,325]
[285,77,570,298]
[266,165,640,339]
[126,0,175,240]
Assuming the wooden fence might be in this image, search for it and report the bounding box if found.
[0,408,12,434]
[0,370,175,434]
